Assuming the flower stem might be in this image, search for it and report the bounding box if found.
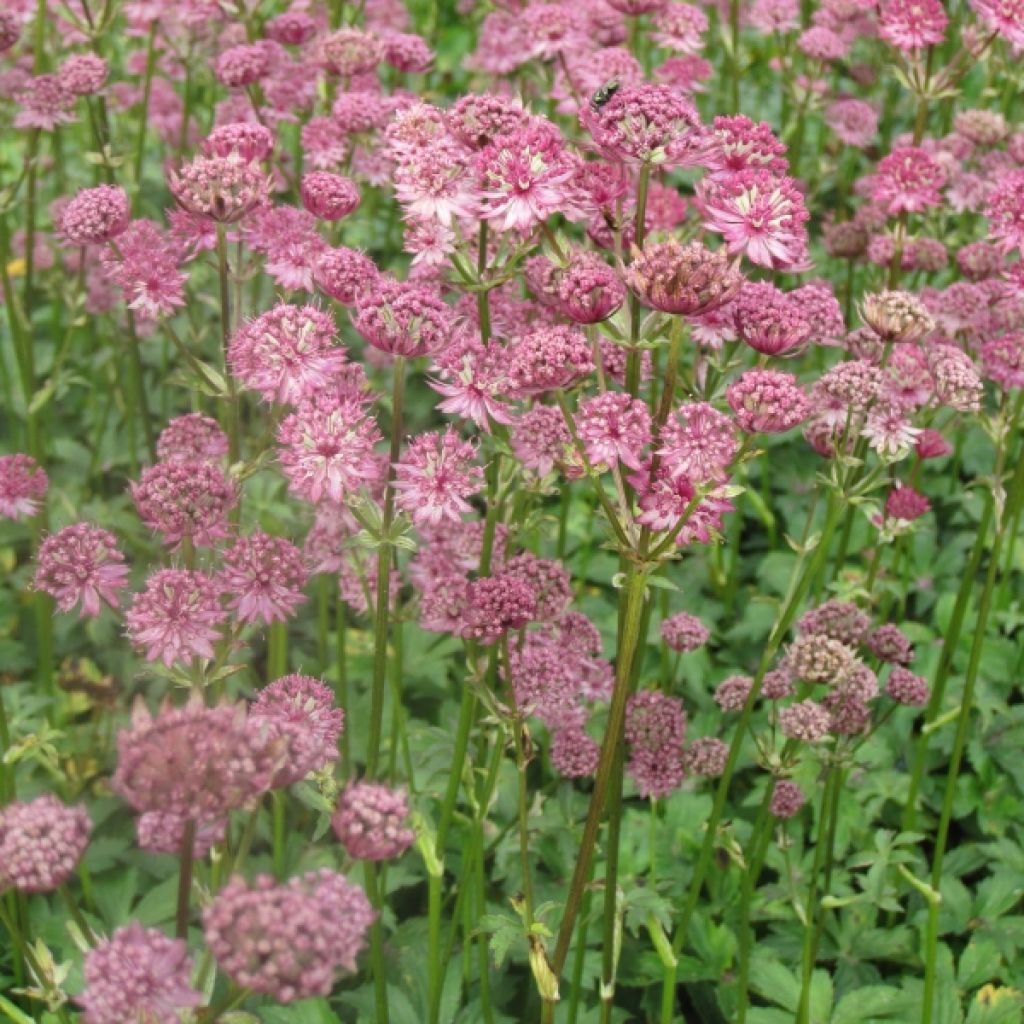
[215,224,241,467]
[176,819,197,939]
[366,355,405,779]
[363,860,390,1022]
[551,567,648,975]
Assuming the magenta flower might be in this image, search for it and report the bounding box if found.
[869,147,947,215]
[203,121,275,162]
[727,369,811,434]
[277,395,383,505]
[448,93,530,150]
[511,405,575,477]
[460,573,539,644]
[696,169,810,270]
[315,246,379,306]
[250,674,345,786]
[971,0,1024,46]
[826,98,878,148]
[394,427,484,527]
[100,218,186,319]
[985,169,1024,255]
[167,152,270,223]
[551,725,600,778]
[353,277,455,358]
[626,239,742,315]
[477,120,579,232]
[576,392,652,470]
[300,171,360,221]
[229,303,346,405]
[394,140,476,226]
[59,185,130,245]
[220,531,309,625]
[732,281,813,356]
[137,811,226,858]
[581,83,706,167]
[885,484,931,521]
[215,43,270,88]
[34,523,129,617]
[554,250,626,324]
[125,570,226,667]
[658,401,738,483]
[131,460,236,548]
[14,74,76,131]
[0,11,21,52]
[507,325,595,396]
[430,334,517,429]
[319,26,383,76]
[332,782,416,860]
[157,413,229,463]
[878,0,949,49]
[0,795,91,893]
[660,611,711,653]
[0,453,48,521]
[706,114,789,179]
[78,923,203,1024]
[112,696,281,818]
[204,870,374,1001]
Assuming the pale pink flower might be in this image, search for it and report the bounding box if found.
[34,523,129,617]
[0,454,47,520]
[394,427,484,526]
[575,392,652,470]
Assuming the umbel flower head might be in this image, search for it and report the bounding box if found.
[394,427,484,527]
[220,531,309,625]
[33,522,129,617]
[859,290,935,343]
[131,459,237,548]
[125,569,226,667]
[229,303,347,406]
[727,369,811,433]
[112,696,283,819]
[203,122,275,162]
[353,277,455,358]
[0,795,91,893]
[59,185,130,245]
[78,922,203,1024]
[203,869,374,1002]
[626,239,742,316]
[168,152,270,223]
[660,611,711,653]
[0,453,48,520]
[157,413,229,463]
[332,782,416,860]
[250,674,345,786]
[301,172,361,221]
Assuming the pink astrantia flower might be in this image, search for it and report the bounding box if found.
[0,795,91,893]
[430,334,517,429]
[244,205,327,293]
[507,325,595,396]
[203,122,275,162]
[827,98,878,147]
[332,782,415,861]
[60,185,130,245]
[696,169,810,270]
[869,147,947,215]
[78,923,203,1024]
[627,239,742,315]
[124,570,226,667]
[229,303,346,405]
[971,0,1024,46]
[131,460,237,548]
[575,392,653,470]
[220,532,309,625]
[727,369,811,433]
[658,402,738,483]
[15,74,76,131]
[157,414,229,463]
[394,139,476,226]
[34,523,129,617]
[300,172,360,221]
[353,278,455,357]
[476,120,579,232]
[0,454,48,520]
[706,115,789,179]
[315,246,379,306]
[732,282,813,356]
[100,219,187,319]
[985,169,1024,255]
[277,395,383,505]
[878,0,948,49]
[394,427,484,527]
[168,152,270,223]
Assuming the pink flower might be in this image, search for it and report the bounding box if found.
[985,169,1024,255]
[319,27,383,76]
[477,120,579,232]
[0,795,91,893]
[394,139,476,226]
[551,726,600,778]
[971,0,1024,47]
[394,427,484,526]
[244,205,327,292]
[380,30,434,72]
[510,405,575,477]
[125,570,226,666]
[157,414,229,463]
[220,531,308,625]
[315,246,379,306]
[168,152,270,223]
[582,83,706,167]
[300,172,360,221]
[203,870,374,1001]
[15,74,76,131]
[706,115,789,179]
[575,392,652,470]
[332,782,415,860]
[0,453,47,520]
[0,11,22,52]
[869,147,947,216]
[696,169,810,270]
[430,334,517,429]
[277,395,382,504]
[981,332,1024,389]
[60,185,129,245]
[733,282,812,356]
[447,93,530,150]
[554,250,627,325]
[100,219,186,319]
[215,43,270,88]
[354,278,455,357]
[460,573,538,644]
[250,674,344,785]
[658,402,738,483]
[727,369,811,433]
[229,303,346,405]
[203,122,275,162]
[507,325,595,396]
[878,0,948,49]
[827,98,878,147]
[626,239,742,315]
[660,611,711,652]
[34,523,129,617]
[265,10,319,45]
[79,923,203,1024]
[113,696,281,817]
[886,484,931,521]
[131,460,236,548]
[651,3,708,52]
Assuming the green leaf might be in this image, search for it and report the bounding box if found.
[747,955,799,1012]
[833,985,918,1023]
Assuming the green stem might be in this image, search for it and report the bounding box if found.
[133,24,159,204]
[176,819,197,939]
[366,355,405,778]
[551,568,649,975]
[215,224,241,466]
[363,861,390,1022]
